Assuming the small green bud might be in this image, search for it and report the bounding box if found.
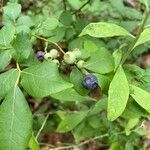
[44,53,51,60]
[49,49,59,59]
[76,60,85,69]
[64,52,76,64]
[73,48,81,58]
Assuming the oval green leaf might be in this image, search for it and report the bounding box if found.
[108,66,129,121]
[134,28,150,48]
[0,86,32,150]
[84,47,114,74]
[130,84,150,113]
[80,22,133,38]
[57,111,87,133]
[0,69,19,99]
[51,88,92,102]
[0,25,15,47]
[21,62,73,98]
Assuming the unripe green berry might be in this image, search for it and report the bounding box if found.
[52,59,60,66]
[49,49,59,59]
[73,48,81,58]
[63,52,76,64]
[76,60,85,69]
[44,53,51,60]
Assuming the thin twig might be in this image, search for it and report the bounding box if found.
[48,133,109,150]
[79,133,109,147]
[121,9,150,65]
[72,0,91,15]
[33,112,56,117]
[62,0,67,10]
[40,142,55,148]
[33,34,65,54]
[35,112,51,140]
[49,145,76,150]
[49,129,138,150]
[44,42,48,53]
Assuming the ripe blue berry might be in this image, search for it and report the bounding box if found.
[36,51,45,60]
[82,74,98,90]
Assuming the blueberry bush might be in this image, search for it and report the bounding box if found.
[0,0,150,149]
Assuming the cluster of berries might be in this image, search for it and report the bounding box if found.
[63,49,85,69]
[37,48,85,68]
[36,48,98,90]
[36,49,59,65]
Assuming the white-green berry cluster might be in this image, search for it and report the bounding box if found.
[37,48,85,69]
[44,49,59,60]
[63,48,85,69]
[43,49,60,65]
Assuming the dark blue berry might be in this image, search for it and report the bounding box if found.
[82,74,98,90]
[36,51,45,60]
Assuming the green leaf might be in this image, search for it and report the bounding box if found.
[83,39,98,54]
[125,118,139,135]
[84,47,114,74]
[3,2,21,21]
[130,84,150,113]
[82,38,105,59]
[111,0,125,12]
[67,0,82,9]
[21,62,73,98]
[17,15,34,28]
[0,50,11,71]
[123,64,145,82]
[16,25,31,34]
[68,37,83,51]
[65,28,75,41]
[70,67,88,95]
[59,11,73,26]
[123,8,142,20]
[74,17,87,33]
[38,18,59,36]
[80,22,133,38]
[134,28,150,48]
[110,142,124,150]
[73,121,94,142]
[21,50,39,67]
[0,25,15,47]
[94,73,112,92]
[89,96,107,116]
[88,115,101,129]
[108,66,129,121]
[0,69,19,98]
[43,18,59,30]
[0,86,32,150]
[16,15,34,33]
[28,134,40,150]
[120,20,140,32]
[113,49,122,71]
[51,88,91,102]
[122,99,150,119]
[48,27,66,42]
[11,32,32,62]
[125,141,134,150]
[57,111,87,133]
